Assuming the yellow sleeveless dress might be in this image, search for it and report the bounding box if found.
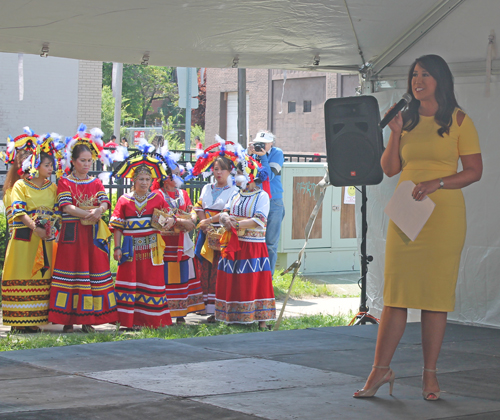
[384,109,481,312]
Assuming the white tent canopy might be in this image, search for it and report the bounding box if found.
[0,0,493,74]
[2,0,500,326]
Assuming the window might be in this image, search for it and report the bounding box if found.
[288,101,296,113]
[303,100,312,112]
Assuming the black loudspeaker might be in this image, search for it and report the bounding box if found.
[324,96,384,186]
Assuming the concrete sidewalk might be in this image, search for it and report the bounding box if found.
[1,322,500,419]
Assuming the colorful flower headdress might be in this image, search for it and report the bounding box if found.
[21,133,65,178]
[184,135,240,181]
[154,144,185,189]
[63,124,105,171]
[236,150,271,196]
[1,128,65,178]
[112,140,168,180]
[2,127,39,165]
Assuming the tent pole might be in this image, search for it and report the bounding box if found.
[238,68,247,147]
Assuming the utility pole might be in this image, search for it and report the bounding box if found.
[185,68,192,151]
[112,63,123,140]
[238,68,247,147]
[177,67,198,155]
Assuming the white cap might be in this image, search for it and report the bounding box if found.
[253,131,275,143]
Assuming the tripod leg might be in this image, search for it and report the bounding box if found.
[353,312,379,325]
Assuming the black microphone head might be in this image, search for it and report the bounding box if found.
[402,92,412,104]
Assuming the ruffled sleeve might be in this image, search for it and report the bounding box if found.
[10,180,28,221]
[252,190,270,228]
[95,179,111,205]
[109,195,127,232]
[56,177,73,208]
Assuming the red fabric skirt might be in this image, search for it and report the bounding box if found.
[195,250,221,315]
[162,234,205,317]
[115,248,172,328]
[215,241,276,324]
[48,220,118,325]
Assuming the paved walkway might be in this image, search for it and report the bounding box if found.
[11,270,500,420]
[1,322,499,419]
[1,270,499,419]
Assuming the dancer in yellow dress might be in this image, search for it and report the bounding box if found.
[2,148,30,236]
[1,130,63,332]
[354,55,482,400]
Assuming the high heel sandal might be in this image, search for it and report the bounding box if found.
[353,365,395,398]
[422,368,441,401]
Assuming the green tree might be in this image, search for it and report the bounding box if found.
[100,86,133,141]
[191,124,205,147]
[102,64,181,126]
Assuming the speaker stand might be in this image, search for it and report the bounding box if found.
[349,186,379,326]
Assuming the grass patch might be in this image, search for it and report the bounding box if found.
[0,313,352,352]
[273,270,359,299]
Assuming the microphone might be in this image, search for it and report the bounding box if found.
[379,93,412,129]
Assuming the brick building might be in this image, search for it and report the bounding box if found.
[205,68,358,153]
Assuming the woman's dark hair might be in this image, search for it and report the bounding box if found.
[213,156,233,172]
[236,162,261,184]
[2,150,30,193]
[402,54,459,137]
[39,152,55,172]
[2,151,54,193]
[70,144,92,172]
[157,165,174,189]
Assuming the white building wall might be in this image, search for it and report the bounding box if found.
[0,53,80,139]
[0,53,102,141]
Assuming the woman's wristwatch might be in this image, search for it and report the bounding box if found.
[438,178,444,189]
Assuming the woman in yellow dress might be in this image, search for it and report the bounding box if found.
[2,132,62,332]
[2,149,30,236]
[354,55,483,400]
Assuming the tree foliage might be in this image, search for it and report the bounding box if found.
[101,86,133,141]
[101,63,206,146]
[102,63,181,126]
[192,69,206,129]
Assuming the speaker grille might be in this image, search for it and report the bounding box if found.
[324,96,383,186]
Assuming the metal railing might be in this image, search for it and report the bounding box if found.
[0,146,326,237]
[0,146,327,272]
[0,146,327,193]
[284,153,327,163]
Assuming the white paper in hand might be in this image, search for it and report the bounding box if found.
[384,180,435,241]
[158,214,167,227]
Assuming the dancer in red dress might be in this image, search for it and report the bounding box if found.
[48,124,118,332]
[152,151,205,324]
[216,152,276,329]
[188,138,239,322]
[111,149,174,329]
